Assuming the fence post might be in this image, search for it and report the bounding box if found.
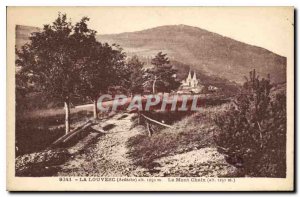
[146,121,152,137]
[138,112,141,124]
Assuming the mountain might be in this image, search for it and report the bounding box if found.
[15,24,286,84]
[16,25,40,50]
[97,25,286,84]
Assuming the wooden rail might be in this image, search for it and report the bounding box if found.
[50,120,93,148]
[140,114,174,129]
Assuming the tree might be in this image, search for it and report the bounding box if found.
[144,52,180,94]
[214,69,286,177]
[77,42,126,119]
[125,55,145,96]
[15,44,34,113]
[16,13,96,134]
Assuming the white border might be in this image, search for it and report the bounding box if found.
[1,0,298,196]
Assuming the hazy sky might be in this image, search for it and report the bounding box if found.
[8,7,293,57]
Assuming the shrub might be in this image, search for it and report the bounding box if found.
[214,69,286,177]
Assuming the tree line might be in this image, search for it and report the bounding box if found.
[16,14,180,134]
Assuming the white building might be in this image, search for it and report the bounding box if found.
[181,70,199,88]
[179,70,204,94]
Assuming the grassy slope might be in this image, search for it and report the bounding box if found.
[127,104,230,169]
[16,108,93,156]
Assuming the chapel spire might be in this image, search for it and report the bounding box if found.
[187,69,192,80]
[193,72,197,80]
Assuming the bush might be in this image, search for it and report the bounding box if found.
[214,69,286,177]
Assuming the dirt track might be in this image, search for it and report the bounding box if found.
[57,113,142,176]
[54,112,237,177]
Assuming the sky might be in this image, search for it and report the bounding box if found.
[8,6,294,57]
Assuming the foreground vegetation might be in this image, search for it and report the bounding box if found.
[16,108,93,156]
[127,71,286,177]
[214,70,286,177]
[127,105,229,169]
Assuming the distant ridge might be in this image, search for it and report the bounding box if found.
[16,24,286,84]
[97,24,286,84]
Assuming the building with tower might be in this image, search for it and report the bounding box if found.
[181,70,199,88]
[178,70,204,94]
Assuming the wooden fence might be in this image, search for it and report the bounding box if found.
[139,113,173,136]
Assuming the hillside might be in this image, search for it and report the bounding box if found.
[15,24,286,84]
[97,25,286,84]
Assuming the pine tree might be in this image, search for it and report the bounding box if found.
[144,52,180,94]
[214,69,286,177]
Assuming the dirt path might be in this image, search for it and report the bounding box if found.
[57,113,143,176]
[149,148,237,177]
[55,112,237,177]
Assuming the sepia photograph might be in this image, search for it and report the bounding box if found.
[6,6,294,191]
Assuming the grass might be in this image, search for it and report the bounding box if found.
[127,104,230,169]
[18,105,93,120]
[16,107,93,156]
